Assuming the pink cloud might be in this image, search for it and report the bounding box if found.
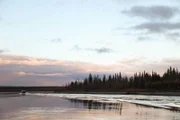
[119,57,146,64]
[17,72,65,77]
[0,53,180,86]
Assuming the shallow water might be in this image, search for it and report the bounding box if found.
[31,93,180,109]
[0,93,180,120]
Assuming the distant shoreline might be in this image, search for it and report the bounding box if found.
[1,91,178,97]
[57,91,180,96]
[1,86,180,96]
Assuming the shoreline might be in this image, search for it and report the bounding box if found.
[1,91,180,96]
[57,91,180,96]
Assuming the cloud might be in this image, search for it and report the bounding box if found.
[119,57,145,65]
[133,22,180,33]
[86,47,114,54]
[17,71,65,77]
[0,53,119,86]
[122,6,179,20]
[95,47,114,53]
[72,45,82,51]
[121,5,180,42]
[162,58,180,64]
[137,36,152,41]
[0,49,5,53]
[0,49,8,53]
[51,38,61,43]
[72,45,114,54]
[1,53,180,86]
[166,32,180,41]
[0,54,30,61]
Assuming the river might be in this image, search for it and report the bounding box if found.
[0,93,180,120]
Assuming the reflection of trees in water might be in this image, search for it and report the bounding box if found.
[68,99,123,115]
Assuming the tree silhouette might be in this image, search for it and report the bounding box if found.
[66,67,180,92]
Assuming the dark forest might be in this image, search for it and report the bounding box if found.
[66,67,180,92]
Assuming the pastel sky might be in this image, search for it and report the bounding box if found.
[0,0,180,86]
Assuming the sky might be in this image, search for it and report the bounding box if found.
[0,0,180,86]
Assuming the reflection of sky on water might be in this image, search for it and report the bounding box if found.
[0,94,180,120]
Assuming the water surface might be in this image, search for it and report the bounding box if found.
[0,93,180,120]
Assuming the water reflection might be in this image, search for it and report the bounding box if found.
[0,92,23,98]
[68,99,123,115]
[68,98,180,120]
[1,94,180,120]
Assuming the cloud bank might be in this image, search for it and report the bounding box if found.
[122,6,179,20]
[0,53,180,86]
[122,5,180,41]
[0,53,119,86]
[133,22,180,33]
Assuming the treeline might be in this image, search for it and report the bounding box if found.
[66,67,180,91]
[0,86,65,92]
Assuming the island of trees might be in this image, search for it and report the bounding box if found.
[65,67,180,92]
